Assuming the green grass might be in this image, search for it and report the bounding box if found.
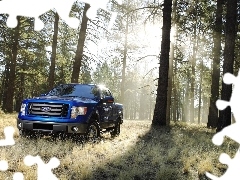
[0,114,238,179]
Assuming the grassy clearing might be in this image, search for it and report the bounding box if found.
[0,113,238,179]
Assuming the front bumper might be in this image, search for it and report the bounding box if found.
[17,118,88,134]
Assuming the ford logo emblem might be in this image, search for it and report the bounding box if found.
[41,107,51,112]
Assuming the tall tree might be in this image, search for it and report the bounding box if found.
[4,16,21,113]
[120,13,128,104]
[207,0,223,128]
[152,0,173,126]
[48,12,59,90]
[166,0,177,123]
[217,0,237,132]
[198,58,203,124]
[71,3,90,83]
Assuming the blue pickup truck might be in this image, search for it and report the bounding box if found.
[17,84,123,140]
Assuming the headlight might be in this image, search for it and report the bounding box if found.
[71,106,87,118]
[20,103,26,116]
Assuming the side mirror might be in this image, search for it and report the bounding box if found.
[102,96,114,103]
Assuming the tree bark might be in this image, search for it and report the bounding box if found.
[166,0,177,123]
[2,61,10,110]
[207,0,223,128]
[4,16,21,113]
[48,12,59,90]
[217,0,237,132]
[71,3,90,83]
[152,0,173,126]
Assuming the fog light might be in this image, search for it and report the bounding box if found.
[18,122,22,128]
[72,126,78,132]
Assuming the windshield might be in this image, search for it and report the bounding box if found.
[46,84,99,99]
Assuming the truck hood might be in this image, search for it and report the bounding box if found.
[28,96,98,104]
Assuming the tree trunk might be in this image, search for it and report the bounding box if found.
[48,12,59,90]
[4,16,21,113]
[166,39,174,123]
[198,59,203,124]
[71,3,90,83]
[181,88,185,122]
[217,0,237,132]
[166,0,176,123]
[190,25,197,123]
[172,27,178,122]
[207,0,223,128]
[2,59,10,111]
[15,41,29,111]
[120,14,128,106]
[185,80,190,122]
[152,0,173,126]
[15,61,25,111]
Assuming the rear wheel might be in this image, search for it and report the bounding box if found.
[86,121,100,142]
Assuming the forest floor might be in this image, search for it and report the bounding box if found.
[0,113,237,180]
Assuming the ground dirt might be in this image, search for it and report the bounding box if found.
[0,113,238,179]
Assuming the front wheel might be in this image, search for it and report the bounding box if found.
[19,129,35,138]
[110,120,121,137]
[86,122,100,142]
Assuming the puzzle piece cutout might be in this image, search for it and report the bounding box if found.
[0,0,78,30]
[216,70,240,121]
[206,149,240,179]
[24,155,60,180]
[0,126,15,146]
[0,0,122,31]
[0,155,60,180]
[0,126,60,179]
[206,69,240,179]
[0,160,24,180]
[81,0,122,31]
[0,160,8,171]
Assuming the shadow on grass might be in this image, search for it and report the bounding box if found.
[87,124,186,180]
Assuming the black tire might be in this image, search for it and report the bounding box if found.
[86,121,100,142]
[19,129,33,138]
[110,120,121,137]
[20,129,42,139]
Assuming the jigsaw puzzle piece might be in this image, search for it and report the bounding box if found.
[223,73,236,85]
[216,100,230,111]
[24,155,60,180]
[0,160,8,171]
[205,153,228,180]
[54,0,79,29]
[0,0,78,30]
[206,148,240,179]
[13,172,24,180]
[0,126,15,146]
[34,18,45,31]
[6,15,18,28]
[212,123,240,145]
[0,0,45,29]
[205,172,220,180]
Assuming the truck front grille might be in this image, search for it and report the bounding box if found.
[27,103,69,117]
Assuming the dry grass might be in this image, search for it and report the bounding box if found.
[0,114,238,179]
